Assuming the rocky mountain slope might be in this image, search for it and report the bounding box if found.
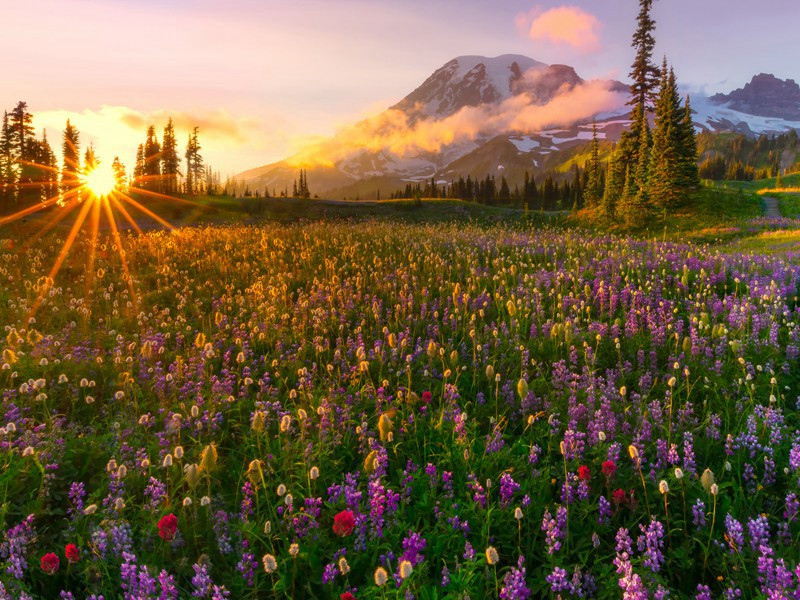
[237,56,800,198]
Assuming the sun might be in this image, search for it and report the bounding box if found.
[82,162,117,199]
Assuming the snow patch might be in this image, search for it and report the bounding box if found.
[509,136,541,153]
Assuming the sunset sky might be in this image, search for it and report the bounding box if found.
[2,0,797,175]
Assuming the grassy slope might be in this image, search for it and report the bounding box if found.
[568,187,762,244]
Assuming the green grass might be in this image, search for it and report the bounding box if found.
[569,187,763,244]
[775,192,800,218]
[703,170,800,194]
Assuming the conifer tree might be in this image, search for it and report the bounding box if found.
[143,125,161,192]
[618,0,661,186]
[84,145,97,171]
[584,122,602,207]
[628,0,660,114]
[8,102,36,205]
[498,176,511,204]
[649,60,682,209]
[161,118,180,194]
[0,112,12,207]
[112,157,126,189]
[36,131,57,200]
[133,144,145,187]
[184,127,203,195]
[602,149,623,219]
[677,95,700,189]
[61,119,81,195]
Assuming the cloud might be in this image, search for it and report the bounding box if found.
[32,106,270,173]
[288,72,627,167]
[518,6,602,53]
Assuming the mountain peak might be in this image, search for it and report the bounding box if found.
[711,73,800,120]
[392,54,548,119]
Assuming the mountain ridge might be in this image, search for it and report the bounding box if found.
[236,55,800,198]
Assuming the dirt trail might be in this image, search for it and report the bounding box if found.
[762,196,782,218]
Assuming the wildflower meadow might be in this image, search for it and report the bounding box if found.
[1,220,800,599]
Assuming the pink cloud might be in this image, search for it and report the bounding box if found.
[520,6,602,53]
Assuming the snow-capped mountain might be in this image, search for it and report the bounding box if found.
[237,56,800,198]
[710,74,800,121]
[392,54,565,120]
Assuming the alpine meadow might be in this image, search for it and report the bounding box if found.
[2,1,800,599]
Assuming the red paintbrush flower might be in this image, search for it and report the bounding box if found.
[333,510,356,537]
[157,513,178,542]
[65,543,80,564]
[577,465,591,480]
[601,460,617,478]
[611,488,628,506]
[41,552,59,574]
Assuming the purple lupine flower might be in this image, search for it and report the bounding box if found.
[158,570,179,600]
[695,584,712,600]
[725,514,745,552]
[0,514,36,580]
[785,493,799,522]
[598,495,612,525]
[542,506,567,554]
[400,530,427,566]
[546,566,569,593]
[637,519,665,573]
[499,472,520,508]
[500,556,531,600]
[191,562,230,599]
[463,541,475,561]
[746,515,770,552]
[613,528,648,600]
[692,499,707,528]
[213,511,232,555]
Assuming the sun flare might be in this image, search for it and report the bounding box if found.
[82,162,118,199]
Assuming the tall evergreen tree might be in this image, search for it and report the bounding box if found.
[112,157,126,189]
[133,144,145,187]
[677,95,700,189]
[602,149,623,219]
[628,0,660,114]
[584,122,602,207]
[61,119,81,195]
[184,127,203,195]
[161,118,180,194]
[8,102,36,205]
[36,131,58,200]
[143,125,161,192]
[649,60,682,210]
[0,112,12,208]
[84,145,97,171]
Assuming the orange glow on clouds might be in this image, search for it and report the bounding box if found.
[287,73,626,168]
[518,6,602,54]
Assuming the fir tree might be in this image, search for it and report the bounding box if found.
[112,157,126,189]
[0,112,13,207]
[133,144,145,187]
[602,149,623,219]
[143,125,161,192]
[61,119,81,195]
[161,118,180,194]
[676,95,700,190]
[498,176,511,204]
[628,0,660,114]
[584,122,602,207]
[184,127,203,195]
[8,101,36,205]
[649,60,682,210]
